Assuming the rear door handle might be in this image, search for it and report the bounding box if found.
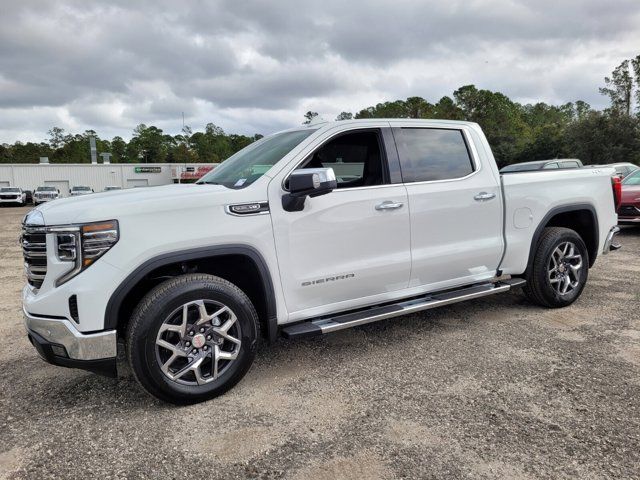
[375,201,404,211]
[474,192,496,201]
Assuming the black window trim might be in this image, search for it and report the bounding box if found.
[390,126,481,185]
[282,127,398,192]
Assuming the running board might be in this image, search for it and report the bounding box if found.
[281,278,526,339]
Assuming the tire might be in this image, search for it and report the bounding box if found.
[523,227,589,308]
[126,273,259,404]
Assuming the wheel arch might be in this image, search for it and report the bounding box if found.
[104,245,278,342]
[526,203,599,273]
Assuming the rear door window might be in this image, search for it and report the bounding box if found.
[395,128,474,182]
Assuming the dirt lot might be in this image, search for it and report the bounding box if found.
[0,206,639,479]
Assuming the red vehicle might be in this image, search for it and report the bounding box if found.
[618,169,640,224]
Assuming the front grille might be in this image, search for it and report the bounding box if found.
[21,226,47,289]
[1,195,18,200]
[619,205,640,216]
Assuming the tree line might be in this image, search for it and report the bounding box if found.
[0,123,262,165]
[1,56,639,168]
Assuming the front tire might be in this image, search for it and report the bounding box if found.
[126,274,259,404]
[523,227,589,308]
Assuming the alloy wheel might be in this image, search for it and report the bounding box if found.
[547,241,583,295]
[155,300,241,385]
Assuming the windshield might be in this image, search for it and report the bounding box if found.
[197,129,317,188]
[73,186,90,190]
[37,187,56,191]
[622,169,640,185]
[0,188,20,193]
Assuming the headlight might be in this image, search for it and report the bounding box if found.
[53,220,119,286]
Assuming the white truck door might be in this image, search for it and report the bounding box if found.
[392,124,504,291]
[269,127,411,320]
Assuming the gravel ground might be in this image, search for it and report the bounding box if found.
[0,205,639,479]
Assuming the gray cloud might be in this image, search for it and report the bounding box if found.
[1,0,639,143]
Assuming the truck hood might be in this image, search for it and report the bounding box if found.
[35,184,233,225]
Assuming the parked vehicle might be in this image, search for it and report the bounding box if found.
[0,187,27,206]
[617,168,640,224]
[33,186,60,205]
[104,186,122,192]
[70,186,94,196]
[24,190,33,205]
[21,119,620,404]
[590,162,638,180]
[500,158,583,173]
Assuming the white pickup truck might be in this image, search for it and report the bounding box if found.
[22,119,621,404]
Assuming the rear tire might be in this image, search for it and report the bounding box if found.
[126,274,259,404]
[523,227,589,308]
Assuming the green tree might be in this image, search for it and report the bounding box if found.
[600,59,634,115]
[303,111,319,124]
[110,136,127,163]
[129,124,169,163]
[335,112,353,121]
[565,111,640,164]
[47,127,66,149]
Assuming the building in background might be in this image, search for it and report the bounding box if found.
[0,163,218,195]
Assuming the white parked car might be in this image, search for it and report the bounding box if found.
[21,119,621,404]
[0,187,27,205]
[70,186,94,196]
[32,186,60,205]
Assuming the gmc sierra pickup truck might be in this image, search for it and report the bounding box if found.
[22,119,621,404]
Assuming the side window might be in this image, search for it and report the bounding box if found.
[396,128,474,182]
[560,161,579,169]
[543,162,559,169]
[297,130,386,188]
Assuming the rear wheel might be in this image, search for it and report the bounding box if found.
[126,274,259,404]
[523,227,588,308]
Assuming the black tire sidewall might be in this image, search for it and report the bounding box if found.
[128,276,258,404]
[534,229,589,307]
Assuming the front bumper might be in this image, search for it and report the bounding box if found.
[0,197,23,204]
[24,308,117,377]
[603,226,622,254]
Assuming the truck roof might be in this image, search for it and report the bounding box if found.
[301,118,479,129]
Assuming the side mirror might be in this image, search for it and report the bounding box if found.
[282,168,337,212]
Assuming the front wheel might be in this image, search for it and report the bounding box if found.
[523,227,589,308]
[126,274,259,404]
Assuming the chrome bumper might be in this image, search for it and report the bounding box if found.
[603,226,621,254]
[23,308,117,360]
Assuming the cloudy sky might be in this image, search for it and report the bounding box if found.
[1,0,639,143]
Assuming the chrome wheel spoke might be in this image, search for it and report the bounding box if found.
[214,313,241,345]
[171,356,203,381]
[156,338,185,356]
[195,300,211,325]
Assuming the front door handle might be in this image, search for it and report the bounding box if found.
[474,192,496,202]
[375,201,404,211]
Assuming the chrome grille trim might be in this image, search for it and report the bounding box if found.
[21,226,48,289]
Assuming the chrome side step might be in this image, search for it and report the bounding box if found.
[281,278,526,339]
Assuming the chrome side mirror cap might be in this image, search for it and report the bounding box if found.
[283,168,337,212]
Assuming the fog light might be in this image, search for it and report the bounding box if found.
[51,344,68,358]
